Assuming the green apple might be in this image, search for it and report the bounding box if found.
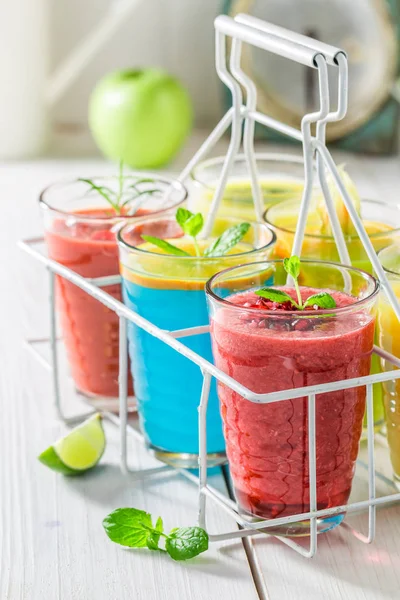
[88,68,193,169]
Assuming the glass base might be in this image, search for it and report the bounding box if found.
[240,509,345,537]
[77,389,137,413]
[150,444,227,469]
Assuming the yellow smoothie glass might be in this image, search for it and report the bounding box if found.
[377,244,400,488]
[265,198,400,432]
[189,154,361,225]
[189,153,305,221]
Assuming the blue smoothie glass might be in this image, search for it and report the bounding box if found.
[118,215,276,467]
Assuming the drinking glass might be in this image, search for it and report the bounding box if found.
[207,260,378,535]
[40,175,186,409]
[118,216,275,467]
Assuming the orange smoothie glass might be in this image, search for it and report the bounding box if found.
[377,244,400,489]
[265,198,400,432]
[40,176,187,409]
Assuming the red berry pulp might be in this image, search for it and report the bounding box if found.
[210,287,375,520]
[44,208,146,398]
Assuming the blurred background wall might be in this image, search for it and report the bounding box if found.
[50,0,222,135]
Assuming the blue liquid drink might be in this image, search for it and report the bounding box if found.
[118,216,275,467]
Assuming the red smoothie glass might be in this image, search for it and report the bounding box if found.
[206,260,378,535]
[40,175,187,409]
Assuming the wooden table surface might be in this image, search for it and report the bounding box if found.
[2,133,400,600]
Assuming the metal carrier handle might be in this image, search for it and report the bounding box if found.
[234,13,346,66]
[214,15,325,68]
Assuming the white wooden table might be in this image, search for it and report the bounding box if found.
[2,133,400,600]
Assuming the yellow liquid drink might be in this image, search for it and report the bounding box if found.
[189,153,305,221]
[377,245,400,487]
[265,198,400,431]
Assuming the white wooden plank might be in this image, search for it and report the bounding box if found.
[0,157,257,600]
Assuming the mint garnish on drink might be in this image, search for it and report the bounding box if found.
[142,207,250,257]
[103,507,209,561]
[79,160,162,216]
[255,255,336,310]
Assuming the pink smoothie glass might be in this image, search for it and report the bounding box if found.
[206,260,379,536]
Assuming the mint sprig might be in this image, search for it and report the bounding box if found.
[79,160,161,216]
[142,207,250,258]
[283,256,302,307]
[103,507,209,561]
[204,222,250,257]
[255,255,336,310]
[176,207,204,257]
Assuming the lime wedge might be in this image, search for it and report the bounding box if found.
[38,414,106,475]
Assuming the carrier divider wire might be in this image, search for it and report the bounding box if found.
[19,234,400,557]
[19,15,400,559]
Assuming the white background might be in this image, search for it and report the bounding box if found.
[51,0,223,133]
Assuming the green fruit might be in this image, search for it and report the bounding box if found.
[38,413,106,475]
[88,68,192,169]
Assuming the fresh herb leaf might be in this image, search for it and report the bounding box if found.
[146,516,164,551]
[176,207,204,237]
[79,162,162,215]
[255,288,299,307]
[303,292,336,309]
[176,208,204,256]
[204,222,250,257]
[165,527,209,561]
[283,255,301,280]
[283,255,302,307]
[78,178,119,212]
[184,213,204,238]
[103,508,209,561]
[141,235,190,257]
[257,257,337,312]
[176,207,194,229]
[102,508,154,548]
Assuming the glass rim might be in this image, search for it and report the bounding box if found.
[264,198,400,240]
[205,259,380,317]
[38,173,188,221]
[378,243,400,276]
[117,214,276,261]
[190,152,305,190]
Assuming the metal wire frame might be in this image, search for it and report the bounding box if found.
[19,15,400,559]
[19,235,400,558]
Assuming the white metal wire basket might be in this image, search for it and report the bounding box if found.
[20,14,400,559]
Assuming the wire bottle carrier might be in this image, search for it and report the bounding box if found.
[20,15,400,559]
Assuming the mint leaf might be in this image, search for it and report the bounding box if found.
[283,255,302,307]
[79,178,119,212]
[185,213,204,238]
[165,527,209,561]
[141,235,190,257]
[176,208,204,238]
[255,288,299,307]
[176,207,193,228]
[146,516,164,551]
[303,292,336,309]
[102,508,153,548]
[204,222,250,257]
[283,256,300,280]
